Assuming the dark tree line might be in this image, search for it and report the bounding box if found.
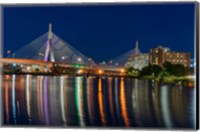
[127,61,190,77]
[162,62,189,76]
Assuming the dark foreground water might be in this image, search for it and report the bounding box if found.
[2,75,196,129]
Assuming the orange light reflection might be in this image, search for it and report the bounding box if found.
[98,78,106,126]
[108,78,115,123]
[120,78,130,127]
[5,78,9,123]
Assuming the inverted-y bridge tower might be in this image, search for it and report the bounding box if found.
[44,23,55,62]
[8,23,92,65]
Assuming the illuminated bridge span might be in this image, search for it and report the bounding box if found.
[1,58,125,76]
[0,58,53,67]
[7,23,93,65]
[3,24,126,76]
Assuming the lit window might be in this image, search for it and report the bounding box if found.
[156,58,158,64]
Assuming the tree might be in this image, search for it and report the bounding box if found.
[163,61,174,75]
[163,61,189,76]
[173,64,189,76]
[151,65,163,77]
[139,64,162,77]
[139,66,152,76]
[126,67,140,76]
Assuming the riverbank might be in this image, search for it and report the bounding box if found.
[3,72,195,84]
[140,75,195,84]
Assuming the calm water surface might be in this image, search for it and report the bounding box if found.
[2,75,196,129]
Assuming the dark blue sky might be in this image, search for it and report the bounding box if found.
[3,3,195,62]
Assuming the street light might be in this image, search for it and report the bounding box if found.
[27,66,31,71]
[78,69,83,74]
[7,50,11,57]
[98,69,103,74]
[120,68,125,73]
[78,57,82,62]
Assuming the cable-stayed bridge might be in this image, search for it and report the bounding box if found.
[1,24,125,76]
[109,41,141,67]
[7,24,92,65]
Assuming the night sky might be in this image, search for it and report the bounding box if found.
[3,3,195,62]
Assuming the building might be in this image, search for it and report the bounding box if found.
[125,41,149,70]
[164,52,190,67]
[126,53,149,70]
[149,45,170,66]
[149,45,190,67]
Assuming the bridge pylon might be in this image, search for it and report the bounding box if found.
[44,23,55,62]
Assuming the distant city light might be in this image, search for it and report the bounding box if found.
[78,58,82,62]
[75,64,80,68]
[78,69,83,74]
[7,50,11,54]
[187,75,196,79]
[98,69,103,74]
[27,66,31,71]
[120,69,125,73]
[194,62,196,66]
[190,62,196,67]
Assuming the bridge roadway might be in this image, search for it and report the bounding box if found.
[0,58,53,67]
[0,58,125,74]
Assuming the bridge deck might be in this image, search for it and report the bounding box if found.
[1,58,126,76]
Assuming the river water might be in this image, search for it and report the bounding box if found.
[2,75,196,129]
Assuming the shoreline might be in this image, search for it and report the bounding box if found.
[2,72,195,82]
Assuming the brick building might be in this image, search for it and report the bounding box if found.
[149,45,190,67]
[164,52,190,67]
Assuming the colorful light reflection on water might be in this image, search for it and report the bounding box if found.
[2,75,196,129]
